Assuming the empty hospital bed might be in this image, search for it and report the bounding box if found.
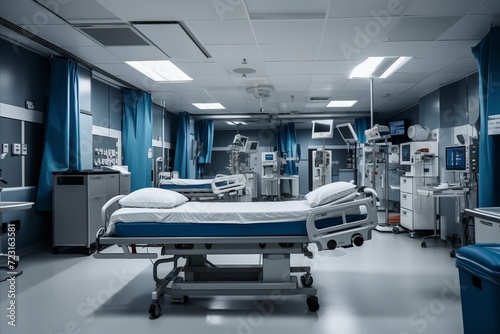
[158,173,247,200]
[94,181,378,318]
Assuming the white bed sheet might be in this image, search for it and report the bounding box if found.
[106,200,365,236]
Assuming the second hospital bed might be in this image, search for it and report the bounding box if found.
[94,181,378,318]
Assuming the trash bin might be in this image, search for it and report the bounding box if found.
[455,244,500,334]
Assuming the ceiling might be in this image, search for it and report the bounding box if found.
[1,0,499,130]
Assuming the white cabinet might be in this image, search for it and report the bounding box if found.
[400,176,435,234]
[52,171,121,254]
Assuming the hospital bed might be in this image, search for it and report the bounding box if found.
[94,182,378,319]
[158,173,247,200]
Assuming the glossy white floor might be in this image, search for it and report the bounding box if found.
[0,228,464,334]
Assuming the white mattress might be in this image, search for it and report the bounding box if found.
[159,178,213,186]
[105,200,365,236]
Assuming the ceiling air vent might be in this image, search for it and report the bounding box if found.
[308,97,330,102]
[77,25,151,47]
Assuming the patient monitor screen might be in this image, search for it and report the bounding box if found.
[445,146,466,171]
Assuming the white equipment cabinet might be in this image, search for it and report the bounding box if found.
[52,170,127,254]
[400,176,435,235]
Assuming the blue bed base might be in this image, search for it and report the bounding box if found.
[113,213,368,237]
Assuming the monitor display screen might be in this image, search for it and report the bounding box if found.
[265,154,275,161]
[336,123,358,143]
[311,120,334,139]
[387,119,406,136]
[445,146,467,171]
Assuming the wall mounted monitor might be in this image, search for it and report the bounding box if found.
[445,145,468,171]
[243,140,259,153]
[311,120,334,139]
[387,119,407,137]
[336,123,358,143]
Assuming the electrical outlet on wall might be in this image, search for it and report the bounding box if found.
[21,144,27,155]
[12,143,21,155]
[2,144,8,154]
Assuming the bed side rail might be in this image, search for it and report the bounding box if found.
[212,174,247,195]
[306,193,378,251]
[101,195,126,230]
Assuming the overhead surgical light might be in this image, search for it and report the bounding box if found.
[350,56,412,79]
[125,60,192,82]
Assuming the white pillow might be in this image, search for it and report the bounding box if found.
[119,188,188,208]
[306,181,356,208]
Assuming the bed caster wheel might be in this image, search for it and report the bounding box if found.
[393,227,400,234]
[421,241,426,248]
[301,273,313,287]
[149,302,162,319]
[84,247,92,256]
[450,250,456,258]
[182,296,189,303]
[327,240,337,250]
[306,296,320,312]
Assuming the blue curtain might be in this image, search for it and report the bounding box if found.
[472,27,500,207]
[278,123,298,175]
[194,120,214,179]
[36,58,80,211]
[122,90,152,191]
[174,112,191,178]
[354,117,369,144]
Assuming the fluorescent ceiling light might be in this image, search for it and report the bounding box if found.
[192,103,225,110]
[327,100,358,107]
[202,115,252,119]
[379,57,412,78]
[125,60,192,82]
[350,57,411,78]
[350,57,384,78]
[225,121,247,126]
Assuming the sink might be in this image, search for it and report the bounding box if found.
[0,201,34,212]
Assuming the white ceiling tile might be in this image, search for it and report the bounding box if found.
[65,46,123,63]
[439,15,500,41]
[416,41,477,59]
[269,75,312,89]
[174,62,226,77]
[386,16,462,41]
[94,63,142,77]
[192,75,234,87]
[205,44,262,63]
[106,46,168,61]
[266,61,315,75]
[260,44,319,61]
[186,20,256,45]
[420,72,467,85]
[0,0,65,25]
[329,0,413,18]
[134,23,207,60]
[405,0,481,16]
[310,75,349,91]
[381,72,432,84]
[314,60,358,75]
[28,24,99,48]
[440,58,478,73]
[35,0,121,23]
[473,0,500,14]
[97,0,247,21]
[252,20,324,44]
[246,0,329,19]
[399,58,456,73]
[323,17,400,44]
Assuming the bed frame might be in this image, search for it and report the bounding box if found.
[158,173,248,200]
[94,190,378,319]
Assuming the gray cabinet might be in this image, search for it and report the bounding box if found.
[52,170,120,254]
